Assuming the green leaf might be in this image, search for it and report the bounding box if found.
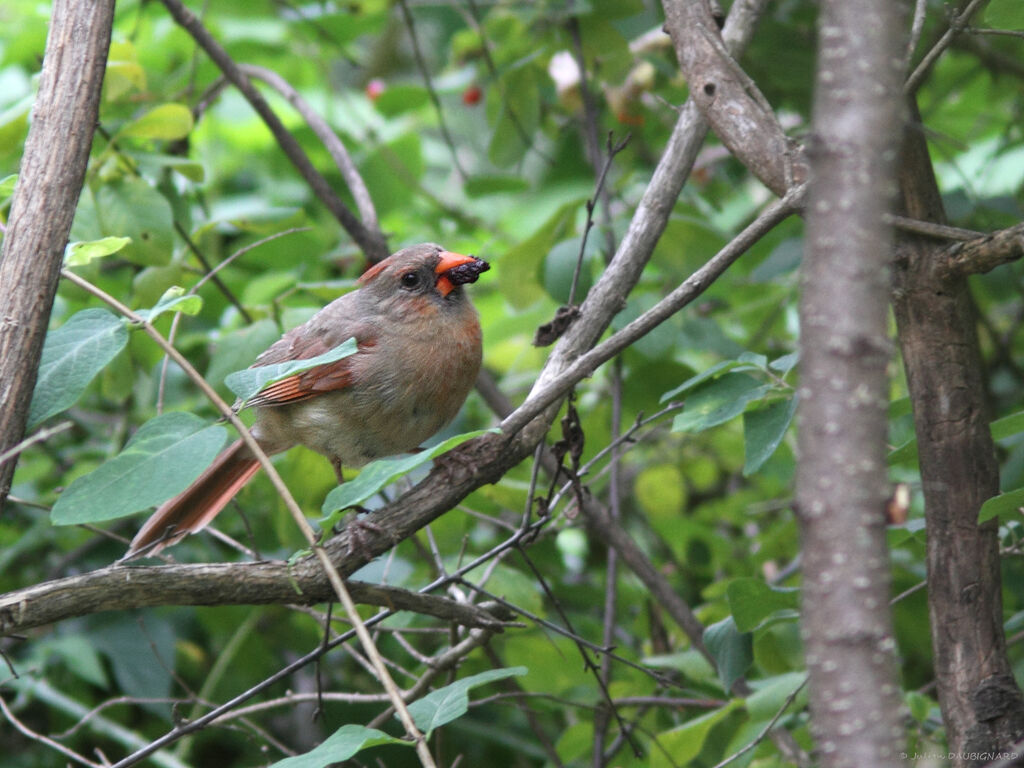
[360,133,424,215]
[268,724,406,768]
[119,103,194,141]
[407,667,527,735]
[672,373,770,433]
[51,413,227,525]
[644,650,717,684]
[726,578,800,633]
[742,396,797,475]
[225,338,358,406]
[744,671,807,721]
[985,0,1024,28]
[94,177,174,266]
[992,410,1024,442]
[321,429,499,522]
[650,700,743,768]
[465,174,530,197]
[542,237,597,304]
[704,616,753,691]
[28,309,129,429]
[500,199,581,309]
[39,635,109,688]
[64,236,132,266]
[768,351,799,375]
[372,83,430,117]
[978,487,1024,524]
[0,173,18,203]
[135,286,203,324]
[661,352,767,402]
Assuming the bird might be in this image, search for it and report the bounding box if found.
[125,243,489,559]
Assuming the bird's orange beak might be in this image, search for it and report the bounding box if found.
[435,251,479,297]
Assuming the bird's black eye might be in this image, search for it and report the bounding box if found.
[400,271,421,289]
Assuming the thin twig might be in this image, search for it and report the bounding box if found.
[157,0,388,260]
[708,677,807,768]
[172,222,252,323]
[904,0,990,95]
[397,0,468,180]
[0,421,73,469]
[506,185,804,436]
[0,692,101,768]
[235,64,382,237]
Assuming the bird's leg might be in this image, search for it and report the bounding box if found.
[331,457,346,485]
[345,512,399,557]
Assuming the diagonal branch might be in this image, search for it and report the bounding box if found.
[158,0,389,261]
[661,0,806,196]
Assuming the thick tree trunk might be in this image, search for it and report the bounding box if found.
[893,103,1024,766]
[795,1,909,766]
[0,0,116,510]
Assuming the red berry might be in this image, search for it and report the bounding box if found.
[462,85,482,106]
[365,78,385,101]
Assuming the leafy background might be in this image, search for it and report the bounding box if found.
[1,0,1024,765]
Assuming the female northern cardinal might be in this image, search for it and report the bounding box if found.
[125,243,489,559]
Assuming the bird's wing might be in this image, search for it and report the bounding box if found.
[243,303,376,407]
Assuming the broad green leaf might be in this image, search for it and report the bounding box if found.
[37,635,109,688]
[51,413,227,525]
[992,410,1024,442]
[726,578,800,633]
[650,699,742,768]
[465,174,530,197]
[360,133,424,215]
[644,650,717,684]
[542,237,597,304]
[0,173,17,202]
[268,724,406,768]
[500,199,581,309]
[408,667,527,735]
[985,0,1024,28]
[661,352,767,402]
[225,338,358,405]
[744,671,807,721]
[135,286,203,324]
[743,396,797,475]
[672,373,770,433]
[64,236,131,266]
[95,177,174,266]
[978,487,1024,524]
[704,616,753,691]
[372,83,430,117]
[28,309,129,429]
[768,351,799,375]
[120,103,194,141]
[205,319,282,390]
[105,41,146,101]
[321,429,499,522]
[488,67,540,167]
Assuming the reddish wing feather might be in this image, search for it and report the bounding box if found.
[245,338,376,408]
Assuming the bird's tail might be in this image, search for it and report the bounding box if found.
[124,439,260,559]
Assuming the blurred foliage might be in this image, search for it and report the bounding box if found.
[1,0,1023,766]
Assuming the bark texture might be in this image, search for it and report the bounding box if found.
[0,0,116,510]
[893,102,1024,767]
[796,0,908,765]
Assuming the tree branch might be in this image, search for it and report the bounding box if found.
[0,564,514,635]
[661,0,806,196]
[935,222,1024,280]
[157,0,389,261]
[0,0,115,513]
